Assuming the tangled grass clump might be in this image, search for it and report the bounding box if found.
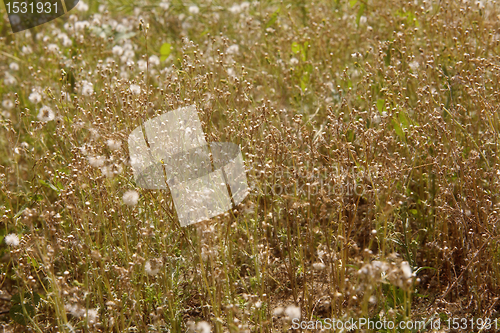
[2,0,500,331]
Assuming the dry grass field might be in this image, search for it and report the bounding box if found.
[1,0,500,331]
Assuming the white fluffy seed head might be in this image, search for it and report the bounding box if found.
[106,139,122,151]
[88,155,105,168]
[284,305,301,319]
[129,84,141,95]
[196,321,211,333]
[122,190,139,206]
[188,5,200,14]
[29,91,42,104]
[81,81,94,96]
[2,100,14,109]
[37,105,55,122]
[5,233,20,246]
[401,261,413,279]
[312,262,326,270]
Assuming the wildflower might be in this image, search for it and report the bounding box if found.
[88,128,99,141]
[76,1,89,12]
[106,139,122,150]
[229,4,242,14]
[138,59,147,71]
[5,233,20,246]
[112,45,124,56]
[115,23,127,33]
[188,5,200,14]
[284,305,301,319]
[85,309,98,325]
[47,44,59,53]
[29,91,42,104]
[9,62,19,71]
[123,42,134,51]
[81,81,94,96]
[240,2,250,10]
[2,100,14,110]
[4,72,16,86]
[359,15,367,25]
[100,164,122,178]
[312,262,326,270]
[65,303,85,318]
[37,105,55,122]
[62,36,72,47]
[88,155,106,168]
[196,321,211,333]
[129,84,141,95]
[21,45,33,54]
[227,67,236,78]
[121,49,135,63]
[272,306,284,316]
[123,190,139,206]
[290,57,299,65]
[61,91,71,102]
[145,258,162,276]
[226,44,239,55]
[159,1,169,10]
[149,55,160,66]
[401,261,413,279]
[409,60,419,71]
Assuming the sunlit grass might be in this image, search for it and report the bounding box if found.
[1,0,500,332]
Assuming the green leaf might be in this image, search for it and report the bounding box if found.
[376,99,385,114]
[345,129,356,142]
[384,47,391,66]
[414,266,437,275]
[390,237,404,246]
[29,257,39,269]
[11,292,40,306]
[10,304,33,325]
[398,111,410,129]
[265,8,280,29]
[392,116,405,140]
[13,203,30,219]
[160,42,172,62]
[356,3,366,26]
[301,41,308,61]
[300,74,309,91]
[291,42,301,54]
[39,179,61,194]
[72,280,84,287]
[9,292,39,326]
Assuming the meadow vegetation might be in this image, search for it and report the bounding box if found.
[1,0,500,331]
